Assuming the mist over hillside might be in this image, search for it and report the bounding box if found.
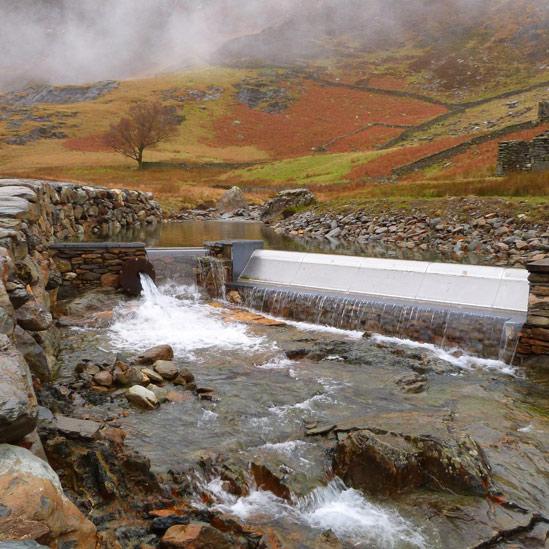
[0,0,547,90]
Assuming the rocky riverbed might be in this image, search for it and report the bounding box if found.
[24,278,549,548]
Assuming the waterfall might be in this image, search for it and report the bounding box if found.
[108,276,265,359]
[237,285,524,365]
[195,256,229,299]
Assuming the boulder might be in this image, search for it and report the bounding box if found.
[0,444,97,546]
[137,345,174,365]
[333,429,493,497]
[141,367,164,384]
[216,186,248,214]
[14,300,52,332]
[93,370,113,387]
[260,189,315,222]
[173,369,195,387]
[115,365,149,387]
[250,462,291,501]
[160,522,232,548]
[125,385,159,410]
[0,335,37,443]
[153,360,178,380]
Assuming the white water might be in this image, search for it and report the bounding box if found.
[108,275,267,360]
[372,334,517,376]
[200,477,426,548]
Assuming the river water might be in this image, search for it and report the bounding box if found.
[110,220,493,264]
[57,275,549,548]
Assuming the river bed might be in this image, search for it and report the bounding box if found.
[53,276,549,548]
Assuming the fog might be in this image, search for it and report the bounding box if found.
[0,0,544,91]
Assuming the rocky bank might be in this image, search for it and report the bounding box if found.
[271,196,549,267]
[0,178,161,546]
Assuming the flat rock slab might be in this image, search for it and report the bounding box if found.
[53,415,101,440]
[0,186,37,202]
[0,197,31,218]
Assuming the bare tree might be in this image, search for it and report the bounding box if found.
[104,101,180,169]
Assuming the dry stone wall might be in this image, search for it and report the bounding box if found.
[0,178,161,438]
[496,130,549,176]
[50,242,147,298]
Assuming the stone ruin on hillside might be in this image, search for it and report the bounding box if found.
[496,101,549,176]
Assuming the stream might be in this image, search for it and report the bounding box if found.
[55,274,549,548]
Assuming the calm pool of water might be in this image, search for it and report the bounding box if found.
[104,220,487,263]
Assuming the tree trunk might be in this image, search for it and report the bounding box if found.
[137,149,144,170]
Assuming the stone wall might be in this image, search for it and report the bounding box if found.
[516,259,549,366]
[539,101,549,123]
[496,129,549,176]
[50,242,147,298]
[0,178,161,436]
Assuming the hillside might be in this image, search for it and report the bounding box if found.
[0,0,548,211]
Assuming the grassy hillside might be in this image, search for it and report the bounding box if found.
[0,1,548,212]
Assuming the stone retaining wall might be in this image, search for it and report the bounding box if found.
[0,178,161,441]
[50,242,147,298]
[516,259,549,366]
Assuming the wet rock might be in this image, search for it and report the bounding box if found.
[173,369,195,387]
[138,345,174,365]
[333,429,493,497]
[216,187,248,214]
[0,444,97,546]
[53,415,101,440]
[150,515,190,536]
[14,300,52,332]
[141,367,164,384]
[153,360,179,381]
[160,522,233,548]
[250,462,291,501]
[227,290,242,305]
[196,388,215,401]
[0,334,37,443]
[126,385,159,410]
[93,370,113,387]
[395,372,428,393]
[261,189,316,222]
[115,365,149,387]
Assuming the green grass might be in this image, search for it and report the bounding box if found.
[222,151,386,186]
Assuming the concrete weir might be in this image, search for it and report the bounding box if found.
[198,241,541,363]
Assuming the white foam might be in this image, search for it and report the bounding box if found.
[257,355,296,370]
[108,276,268,360]
[258,440,311,455]
[201,477,425,548]
[297,479,426,548]
[372,334,517,376]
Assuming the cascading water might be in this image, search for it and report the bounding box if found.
[195,255,229,299]
[195,476,426,548]
[235,284,525,367]
[108,274,266,359]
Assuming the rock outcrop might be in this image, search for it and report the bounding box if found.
[333,429,493,497]
[261,189,316,222]
[216,186,248,214]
